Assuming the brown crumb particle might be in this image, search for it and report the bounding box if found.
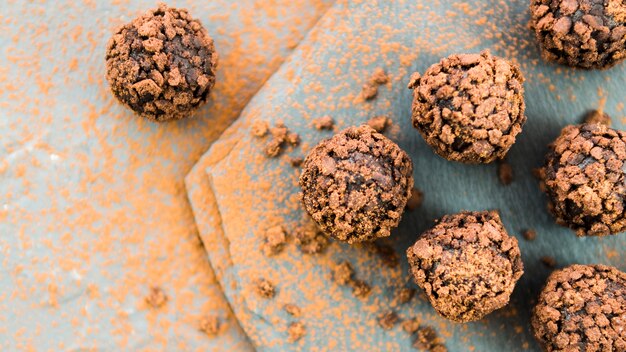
[406,188,424,210]
[350,279,372,298]
[414,326,446,351]
[522,229,537,241]
[367,115,391,133]
[283,304,301,317]
[286,132,300,146]
[541,256,556,268]
[265,139,283,157]
[313,116,334,130]
[294,223,329,254]
[287,322,306,342]
[145,286,167,308]
[332,261,354,285]
[251,120,269,137]
[402,318,420,334]
[583,110,612,127]
[199,316,220,336]
[497,162,513,185]
[264,122,299,157]
[397,287,416,304]
[378,311,399,330]
[289,157,304,167]
[361,83,378,100]
[261,226,287,256]
[254,278,275,299]
[371,67,390,85]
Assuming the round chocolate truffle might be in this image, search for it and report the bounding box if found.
[300,125,413,244]
[531,264,626,351]
[105,4,218,122]
[540,123,626,237]
[408,51,526,164]
[406,211,524,322]
[530,0,626,69]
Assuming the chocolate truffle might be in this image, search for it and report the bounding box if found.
[407,211,524,322]
[531,264,626,351]
[408,51,526,164]
[300,125,413,244]
[105,4,218,122]
[540,123,626,237]
[530,0,626,69]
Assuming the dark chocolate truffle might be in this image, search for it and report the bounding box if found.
[531,264,626,351]
[540,123,626,237]
[408,51,526,164]
[530,0,626,69]
[407,211,524,322]
[300,125,413,244]
[105,4,218,122]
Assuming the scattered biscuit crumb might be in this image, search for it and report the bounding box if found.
[378,311,399,330]
[255,278,275,299]
[371,67,390,85]
[406,188,424,210]
[286,132,300,146]
[497,162,513,185]
[397,287,416,304]
[367,115,391,133]
[541,256,556,268]
[402,318,420,334]
[287,321,306,342]
[361,83,378,100]
[522,229,537,241]
[264,122,299,157]
[283,304,301,317]
[199,316,220,336]
[261,225,287,256]
[294,223,329,254]
[313,116,334,130]
[265,139,283,157]
[145,286,167,308]
[532,167,544,180]
[332,261,354,285]
[251,120,269,137]
[414,326,447,352]
[350,279,371,298]
[583,110,612,126]
[289,157,304,167]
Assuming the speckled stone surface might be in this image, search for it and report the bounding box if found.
[0,0,332,350]
[187,0,626,350]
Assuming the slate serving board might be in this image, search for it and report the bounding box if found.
[187,0,626,351]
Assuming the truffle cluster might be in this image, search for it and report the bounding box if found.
[105,4,218,122]
[409,51,526,164]
[407,211,524,322]
[540,123,626,237]
[300,125,413,244]
[530,0,626,69]
[531,264,626,351]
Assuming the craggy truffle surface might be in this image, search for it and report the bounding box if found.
[530,0,626,69]
[409,51,526,164]
[531,264,626,351]
[407,211,524,322]
[300,125,413,244]
[105,4,218,122]
[540,123,626,237]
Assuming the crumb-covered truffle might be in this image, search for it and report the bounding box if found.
[530,0,626,69]
[300,125,414,243]
[540,123,626,236]
[409,51,526,164]
[407,211,524,322]
[105,4,218,121]
[531,264,626,351]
